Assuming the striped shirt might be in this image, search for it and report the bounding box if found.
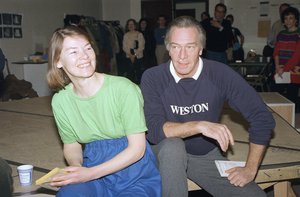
[274,28,300,83]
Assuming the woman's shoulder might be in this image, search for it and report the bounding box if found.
[51,85,72,107]
[105,74,137,89]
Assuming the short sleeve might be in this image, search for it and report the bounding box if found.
[52,94,77,144]
[118,83,147,135]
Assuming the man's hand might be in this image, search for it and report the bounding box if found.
[164,121,234,152]
[210,19,222,29]
[225,166,256,187]
[50,166,96,187]
[199,121,234,152]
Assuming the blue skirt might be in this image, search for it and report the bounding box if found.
[57,137,161,197]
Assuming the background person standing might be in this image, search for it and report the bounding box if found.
[201,3,233,64]
[154,15,169,65]
[123,19,145,84]
[226,14,245,62]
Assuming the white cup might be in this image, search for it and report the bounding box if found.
[17,165,33,186]
[23,56,29,61]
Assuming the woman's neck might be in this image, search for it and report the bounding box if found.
[72,73,104,98]
[288,26,297,32]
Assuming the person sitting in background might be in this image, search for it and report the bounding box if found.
[0,157,13,197]
[154,15,169,65]
[201,3,233,64]
[226,14,245,62]
[139,18,157,69]
[273,6,300,111]
[123,19,145,84]
[46,25,161,196]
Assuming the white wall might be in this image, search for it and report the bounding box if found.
[2,0,299,68]
[224,0,300,55]
[175,2,206,21]
[101,0,141,28]
[0,0,101,66]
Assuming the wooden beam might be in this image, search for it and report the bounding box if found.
[255,165,300,183]
[274,181,297,197]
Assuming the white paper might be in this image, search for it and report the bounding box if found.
[274,72,291,84]
[215,160,246,177]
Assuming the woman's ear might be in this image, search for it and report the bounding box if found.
[56,61,63,69]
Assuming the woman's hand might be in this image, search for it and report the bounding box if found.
[293,66,300,74]
[276,65,284,76]
[50,166,96,187]
[129,54,136,63]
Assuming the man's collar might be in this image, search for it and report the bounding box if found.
[169,57,203,83]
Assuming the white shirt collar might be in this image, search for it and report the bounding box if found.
[170,57,203,83]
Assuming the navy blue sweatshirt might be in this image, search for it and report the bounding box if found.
[140,59,275,155]
[201,18,233,52]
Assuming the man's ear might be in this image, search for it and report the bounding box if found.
[199,49,203,56]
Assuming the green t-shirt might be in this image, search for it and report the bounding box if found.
[51,74,147,144]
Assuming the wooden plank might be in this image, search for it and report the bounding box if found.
[0,111,65,170]
[269,105,294,127]
[259,92,295,127]
[256,165,300,183]
[220,109,300,152]
[187,179,201,191]
[274,181,297,197]
[259,182,277,189]
[0,96,52,116]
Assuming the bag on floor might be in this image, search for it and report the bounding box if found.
[2,74,38,101]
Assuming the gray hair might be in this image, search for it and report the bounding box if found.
[165,16,206,50]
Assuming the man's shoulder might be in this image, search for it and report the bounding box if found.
[202,58,237,79]
[141,62,173,90]
[202,58,227,69]
[143,62,169,77]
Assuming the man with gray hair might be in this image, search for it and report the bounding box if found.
[141,16,275,197]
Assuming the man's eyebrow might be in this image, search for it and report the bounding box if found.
[170,42,198,45]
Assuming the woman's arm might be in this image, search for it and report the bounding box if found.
[51,132,146,186]
[63,142,83,167]
[92,132,146,177]
[135,33,145,57]
[122,33,131,56]
[273,40,284,75]
[285,41,300,72]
